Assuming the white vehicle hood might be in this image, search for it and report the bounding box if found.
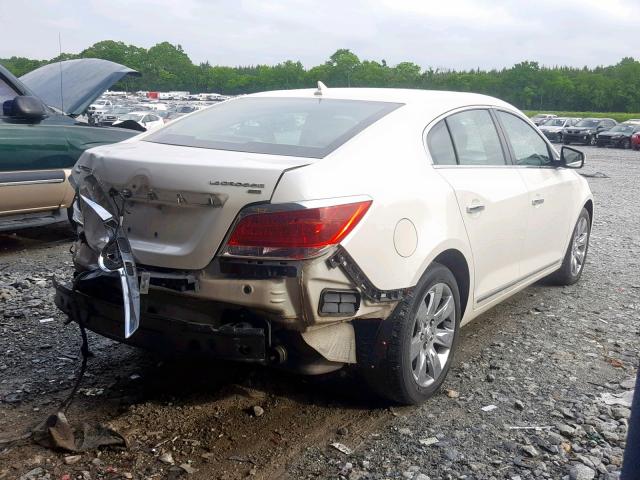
[75,141,310,270]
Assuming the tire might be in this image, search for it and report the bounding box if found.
[557,133,563,143]
[546,208,591,286]
[622,139,631,150]
[589,135,596,146]
[361,263,461,405]
[563,139,570,145]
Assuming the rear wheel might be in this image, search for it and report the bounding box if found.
[547,208,590,285]
[622,138,631,150]
[362,263,460,405]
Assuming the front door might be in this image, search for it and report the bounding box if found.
[494,110,574,276]
[0,78,71,216]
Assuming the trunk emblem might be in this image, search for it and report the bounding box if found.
[209,180,265,194]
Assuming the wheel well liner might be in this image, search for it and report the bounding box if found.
[433,249,470,319]
[584,199,594,224]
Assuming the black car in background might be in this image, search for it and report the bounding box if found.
[563,118,617,145]
[596,123,640,149]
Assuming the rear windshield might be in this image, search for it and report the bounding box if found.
[144,97,403,158]
[575,119,600,127]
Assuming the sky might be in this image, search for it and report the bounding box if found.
[0,0,638,70]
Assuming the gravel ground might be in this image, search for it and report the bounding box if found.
[0,146,638,480]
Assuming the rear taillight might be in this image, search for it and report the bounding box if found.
[223,200,372,259]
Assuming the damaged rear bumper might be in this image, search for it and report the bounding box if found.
[54,278,270,363]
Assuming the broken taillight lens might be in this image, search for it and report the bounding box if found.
[223,200,372,259]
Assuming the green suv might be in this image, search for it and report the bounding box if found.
[0,58,139,231]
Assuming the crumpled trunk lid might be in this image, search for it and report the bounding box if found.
[75,141,310,270]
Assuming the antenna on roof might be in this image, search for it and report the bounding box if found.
[314,81,328,96]
[58,33,64,113]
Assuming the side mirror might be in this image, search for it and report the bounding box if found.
[10,96,46,120]
[559,146,584,169]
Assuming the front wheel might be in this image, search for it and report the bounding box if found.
[589,135,597,146]
[362,263,461,405]
[622,139,631,150]
[546,208,591,285]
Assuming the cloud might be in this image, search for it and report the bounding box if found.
[0,0,638,70]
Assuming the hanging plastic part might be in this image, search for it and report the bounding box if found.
[79,185,140,339]
[98,236,140,338]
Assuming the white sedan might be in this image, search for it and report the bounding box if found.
[56,86,592,404]
[112,111,164,131]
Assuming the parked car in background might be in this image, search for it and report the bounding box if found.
[596,124,640,149]
[622,119,640,126]
[55,88,592,405]
[563,118,617,145]
[631,131,640,150]
[87,98,112,115]
[112,111,164,131]
[0,58,139,231]
[538,117,581,143]
[530,113,557,125]
[96,105,131,126]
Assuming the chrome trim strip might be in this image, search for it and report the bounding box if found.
[432,164,557,170]
[476,260,561,304]
[0,178,65,187]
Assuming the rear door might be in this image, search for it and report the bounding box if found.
[0,76,71,216]
[428,109,529,305]
[494,109,575,277]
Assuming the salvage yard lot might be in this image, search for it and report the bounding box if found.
[524,111,640,124]
[1,146,638,480]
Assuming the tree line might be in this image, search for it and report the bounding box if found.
[3,40,640,112]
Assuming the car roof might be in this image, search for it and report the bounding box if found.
[248,88,515,114]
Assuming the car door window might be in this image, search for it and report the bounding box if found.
[0,77,19,116]
[497,111,552,166]
[427,120,457,165]
[446,110,506,165]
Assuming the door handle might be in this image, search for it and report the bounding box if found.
[532,198,545,206]
[466,204,485,214]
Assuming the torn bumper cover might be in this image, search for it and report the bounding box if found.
[71,169,141,338]
[54,278,270,362]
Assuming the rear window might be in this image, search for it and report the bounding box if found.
[144,97,403,158]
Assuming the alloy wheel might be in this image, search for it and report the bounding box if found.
[410,283,455,387]
[571,217,589,276]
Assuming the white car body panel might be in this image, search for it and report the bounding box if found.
[68,87,593,344]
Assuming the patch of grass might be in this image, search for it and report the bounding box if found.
[524,111,640,123]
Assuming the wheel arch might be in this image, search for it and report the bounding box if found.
[432,249,470,320]
[583,199,594,225]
